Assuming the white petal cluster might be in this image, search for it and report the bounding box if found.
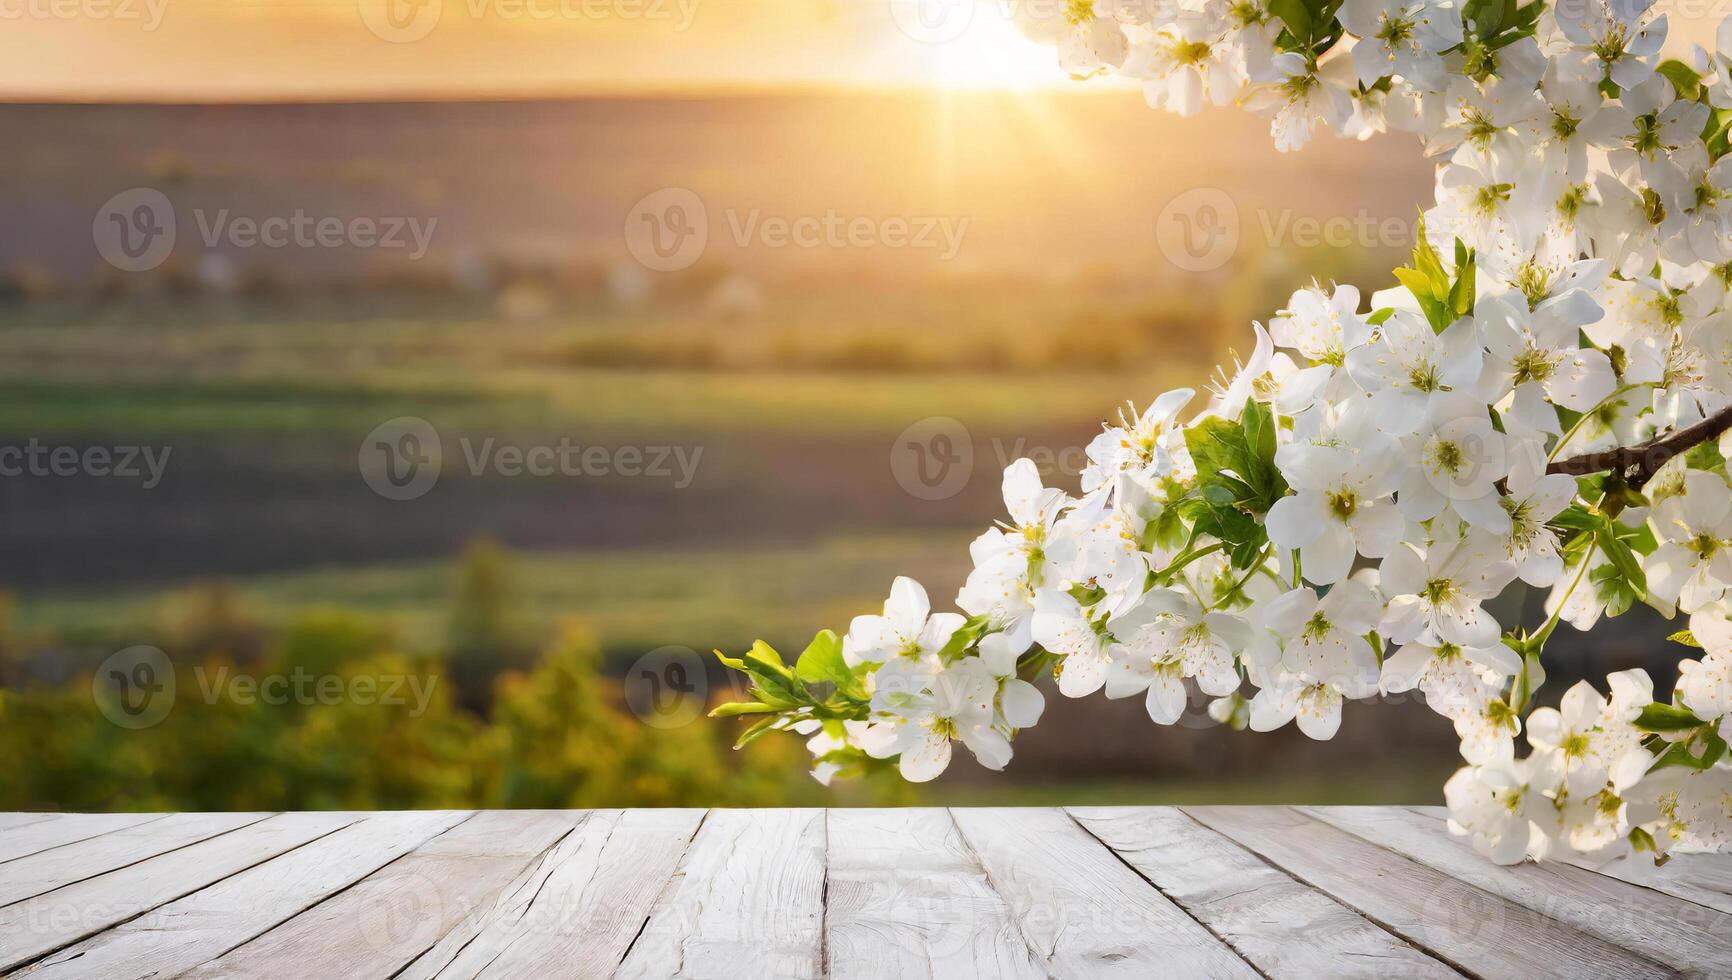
[747,0,1732,864]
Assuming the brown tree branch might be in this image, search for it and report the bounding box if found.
[1547,402,1732,489]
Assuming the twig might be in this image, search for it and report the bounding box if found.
[1546,403,1732,489]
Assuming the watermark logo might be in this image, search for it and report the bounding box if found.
[624,187,970,272]
[1155,187,1239,273]
[93,646,176,729]
[359,419,706,500]
[889,0,975,44]
[891,416,973,501]
[360,417,443,501]
[624,187,709,272]
[356,873,448,951]
[0,0,169,28]
[93,188,176,273]
[0,440,172,488]
[359,0,442,42]
[95,189,438,271]
[624,646,707,729]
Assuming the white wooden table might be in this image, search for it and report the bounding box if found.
[0,807,1728,978]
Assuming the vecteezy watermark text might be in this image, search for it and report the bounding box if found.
[92,647,440,729]
[0,439,171,488]
[93,188,439,272]
[458,437,702,487]
[624,187,970,272]
[0,0,168,28]
[359,417,705,500]
[193,209,437,260]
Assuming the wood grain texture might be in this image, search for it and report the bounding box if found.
[1306,805,1732,976]
[0,813,166,864]
[0,811,356,974]
[4,807,1730,978]
[615,808,825,980]
[1412,803,1732,920]
[826,808,1043,980]
[1068,806,1461,979]
[405,808,707,980]
[950,807,1257,979]
[0,814,58,833]
[184,810,580,980]
[0,812,270,909]
[1186,806,1675,980]
[18,810,471,980]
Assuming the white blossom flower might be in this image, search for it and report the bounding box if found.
[845,577,965,665]
[1345,309,1483,431]
[1249,581,1383,739]
[1125,8,1238,117]
[1016,0,1149,77]
[1446,742,1557,864]
[1395,393,1511,527]
[1380,535,1517,646]
[1381,633,1521,720]
[1526,672,1653,795]
[1339,0,1461,90]
[958,459,1075,650]
[1647,470,1732,613]
[1268,283,1372,366]
[1106,588,1274,723]
[1248,51,1355,152]
[1268,440,1404,585]
[1081,388,1196,492]
[1476,289,1615,434]
[861,658,1007,782]
[1555,0,1667,91]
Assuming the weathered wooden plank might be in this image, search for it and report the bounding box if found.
[0,811,355,974]
[826,808,1043,980]
[1186,806,1673,980]
[181,810,578,980]
[0,813,166,864]
[1412,804,1732,919]
[1306,805,1732,974]
[402,808,706,980]
[0,812,271,909]
[17,810,472,980]
[949,807,1256,979]
[1068,806,1461,979]
[614,808,824,980]
[0,814,58,833]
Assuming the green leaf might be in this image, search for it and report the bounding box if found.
[1367,306,1395,326]
[1464,0,1503,39]
[1657,58,1703,101]
[795,629,861,699]
[1669,629,1704,649]
[1448,246,1476,318]
[1067,582,1107,606]
[709,700,780,718]
[733,715,781,749]
[1598,528,1647,597]
[1268,0,1312,39]
[1652,730,1728,770]
[1685,439,1727,472]
[1635,702,1706,732]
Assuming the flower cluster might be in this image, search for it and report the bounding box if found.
[713,0,1732,864]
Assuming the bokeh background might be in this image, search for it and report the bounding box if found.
[0,0,1700,811]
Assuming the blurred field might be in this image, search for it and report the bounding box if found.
[0,91,1469,809]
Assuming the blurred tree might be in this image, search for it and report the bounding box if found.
[445,537,528,713]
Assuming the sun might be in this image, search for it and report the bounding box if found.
[870,1,1110,92]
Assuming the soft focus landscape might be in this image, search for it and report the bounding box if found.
[0,84,1679,810]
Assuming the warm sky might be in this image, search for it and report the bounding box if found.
[2,0,1719,102]
[0,0,1097,100]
